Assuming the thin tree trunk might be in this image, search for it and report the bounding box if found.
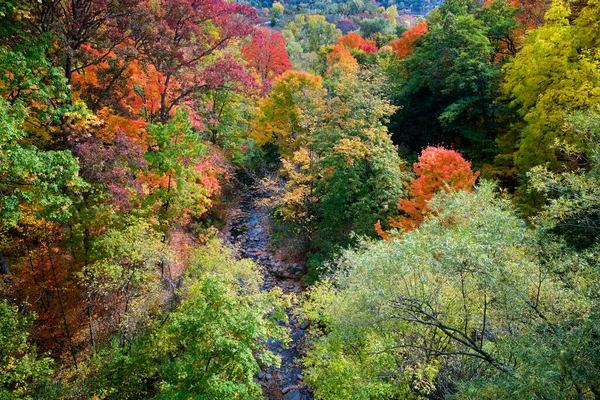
[85,286,96,352]
[65,53,73,93]
[0,252,8,274]
[83,228,96,352]
[160,74,172,123]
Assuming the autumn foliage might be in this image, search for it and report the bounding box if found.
[507,0,551,29]
[241,28,292,87]
[391,22,428,59]
[0,0,262,369]
[6,0,600,397]
[337,33,365,49]
[326,45,359,77]
[251,71,325,156]
[377,146,479,238]
[336,32,378,54]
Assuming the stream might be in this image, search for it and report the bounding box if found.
[221,172,313,400]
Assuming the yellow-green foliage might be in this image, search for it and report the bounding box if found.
[82,220,169,343]
[251,70,326,158]
[503,0,600,171]
[0,301,53,399]
[302,181,600,398]
[155,240,288,399]
[265,70,408,258]
[283,15,342,53]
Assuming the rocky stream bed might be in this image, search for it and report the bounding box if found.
[220,173,313,400]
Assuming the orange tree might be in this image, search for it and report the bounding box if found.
[378,146,479,237]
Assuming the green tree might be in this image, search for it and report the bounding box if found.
[475,0,521,61]
[0,99,81,230]
[304,178,600,398]
[303,183,534,398]
[0,0,69,123]
[528,107,600,248]
[311,71,408,252]
[266,70,408,272]
[283,15,342,53]
[197,88,254,149]
[358,17,394,39]
[0,300,53,399]
[389,10,504,161]
[0,98,83,367]
[82,220,169,347]
[144,108,210,231]
[77,240,287,400]
[460,110,600,400]
[155,242,286,399]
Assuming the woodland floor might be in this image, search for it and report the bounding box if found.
[221,172,313,400]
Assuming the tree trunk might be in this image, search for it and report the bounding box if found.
[159,74,172,123]
[0,252,8,275]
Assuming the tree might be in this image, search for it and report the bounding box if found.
[502,0,600,172]
[266,70,408,270]
[388,9,504,161]
[251,71,326,158]
[304,181,600,399]
[335,33,378,58]
[528,107,600,248]
[386,5,399,25]
[0,5,95,365]
[194,88,254,148]
[30,0,138,89]
[82,220,169,347]
[511,0,552,30]
[144,109,212,231]
[130,0,258,122]
[390,22,428,59]
[0,1,73,135]
[304,183,533,398]
[155,241,286,399]
[76,240,287,400]
[241,28,292,86]
[283,15,342,53]
[358,17,393,39]
[0,300,53,399]
[311,71,407,250]
[325,45,359,80]
[71,48,165,123]
[379,146,479,236]
[0,99,82,230]
[336,33,366,50]
[74,133,147,212]
[476,0,521,62]
[271,1,285,18]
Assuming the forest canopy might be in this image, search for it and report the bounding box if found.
[1,0,599,399]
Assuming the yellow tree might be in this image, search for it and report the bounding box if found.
[325,45,359,81]
[251,71,326,158]
[502,0,600,172]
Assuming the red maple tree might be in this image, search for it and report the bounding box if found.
[131,0,258,122]
[241,28,292,87]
